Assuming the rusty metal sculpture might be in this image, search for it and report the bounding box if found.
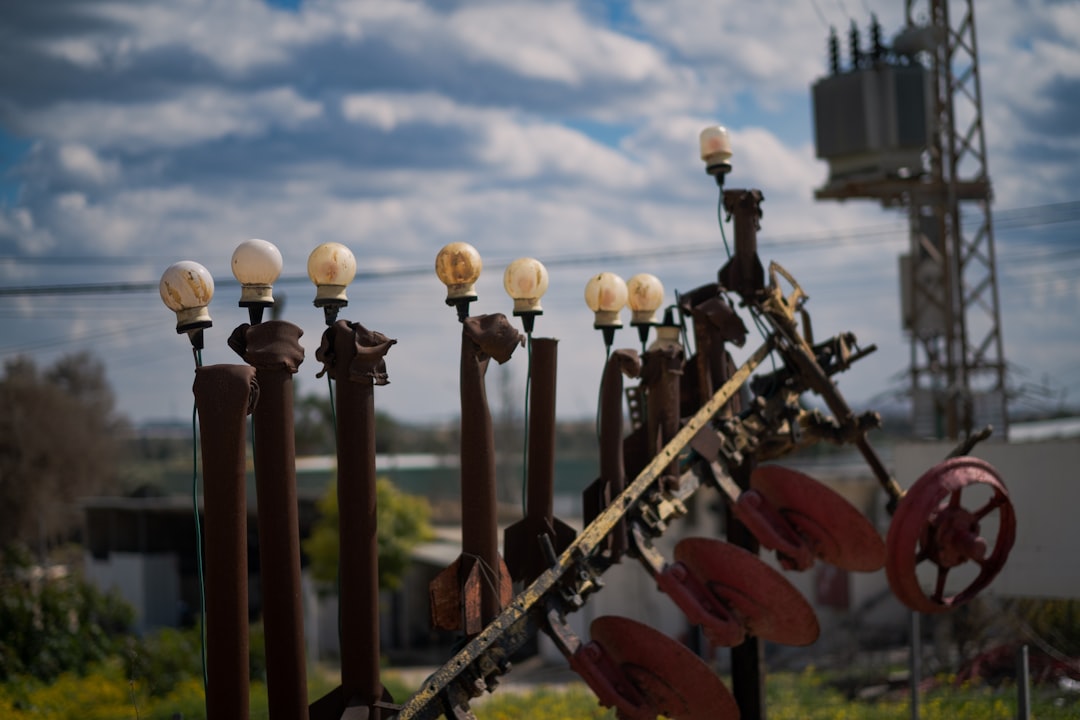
[390,184,1016,719]
[165,138,1017,719]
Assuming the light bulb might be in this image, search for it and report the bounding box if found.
[435,242,482,302]
[232,238,282,306]
[584,272,628,328]
[160,261,215,333]
[503,257,549,314]
[699,125,733,173]
[627,273,664,326]
[307,242,357,307]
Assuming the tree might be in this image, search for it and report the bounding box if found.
[0,543,134,682]
[0,352,127,551]
[303,477,433,591]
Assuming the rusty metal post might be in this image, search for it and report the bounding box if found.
[193,364,257,720]
[719,189,766,304]
[642,329,684,492]
[504,338,575,585]
[728,462,766,720]
[430,315,521,637]
[722,189,767,720]
[582,349,640,560]
[460,316,511,626]
[682,290,748,419]
[230,320,309,720]
[316,321,396,717]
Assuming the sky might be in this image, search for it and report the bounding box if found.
[0,0,1078,429]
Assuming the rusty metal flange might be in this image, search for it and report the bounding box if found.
[751,465,886,572]
[584,615,739,720]
[675,538,820,647]
[885,456,1016,614]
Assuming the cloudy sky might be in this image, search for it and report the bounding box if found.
[1,0,1077,430]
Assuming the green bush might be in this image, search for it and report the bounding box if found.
[124,625,204,697]
[0,543,134,682]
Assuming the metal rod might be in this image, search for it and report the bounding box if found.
[525,338,557,522]
[460,320,503,627]
[238,320,310,720]
[193,364,256,720]
[595,350,636,559]
[1017,644,1030,720]
[910,610,921,720]
[331,321,395,713]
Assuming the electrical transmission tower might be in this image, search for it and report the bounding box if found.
[812,0,1007,440]
[902,0,1007,440]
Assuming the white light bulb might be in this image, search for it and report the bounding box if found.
[307,242,357,306]
[503,257,549,314]
[232,238,283,306]
[584,272,628,328]
[699,125,733,168]
[627,273,664,325]
[160,261,215,332]
[435,242,482,301]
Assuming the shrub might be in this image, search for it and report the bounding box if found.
[0,543,134,682]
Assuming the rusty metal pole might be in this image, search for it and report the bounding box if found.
[430,314,521,637]
[720,190,766,305]
[525,338,557,534]
[460,318,504,627]
[504,338,575,585]
[193,364,257,720]
[328,320,395,716]
[642,328,684,493]
[582,349,640,560]
[721,188,768,720]
[230,320,309,720]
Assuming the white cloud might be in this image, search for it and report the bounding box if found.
[0,0,1077,424]
[57,144,119,186]
[631,0,827,96]
[448,2,671,87]
[18,87,323,151]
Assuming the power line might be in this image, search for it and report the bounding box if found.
[0,199,1077,298]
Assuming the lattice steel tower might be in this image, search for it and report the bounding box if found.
[812,0,1007,440]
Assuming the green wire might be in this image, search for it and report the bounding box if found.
[521,332,532,517]
[594,341,612,444]
[191,400,208,693]
[324,372,342,643]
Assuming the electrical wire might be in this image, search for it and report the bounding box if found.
[1,200,1078,300]
[191,399,208,693]
[809,0,831,29]
[520,332,532,517]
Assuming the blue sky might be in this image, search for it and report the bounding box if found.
[0,0,1077,426]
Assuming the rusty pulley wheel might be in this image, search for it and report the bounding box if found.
[585,615,739,720]
[675,538,820,647]
[886,457,1016,614]
[751,465,886,572]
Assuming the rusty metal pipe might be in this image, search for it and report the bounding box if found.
[504,338,575,585]
[459,323,501,625]
[231,320,309,720]
[642,344,682,492]
[329,321,396,712]
[596,350,639,559]
[719,189,766,303]
[194,364,256,720]
[525,338,557,521]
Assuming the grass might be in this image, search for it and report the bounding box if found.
[3,663,1078,718]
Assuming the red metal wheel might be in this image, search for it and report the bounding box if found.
[674,538,820,647]
[886,457,1016,614]
[750,465,886,572]
[585,615,739,720]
